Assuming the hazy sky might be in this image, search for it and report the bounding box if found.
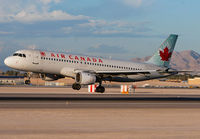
[0,0,200,66]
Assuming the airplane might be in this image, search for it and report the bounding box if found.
[4,34,178,93]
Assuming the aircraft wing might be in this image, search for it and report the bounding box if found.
[74,69,190,76]
[95,70,156,75]
[95,69,193,76]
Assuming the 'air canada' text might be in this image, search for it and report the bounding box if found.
[40,51,103,63]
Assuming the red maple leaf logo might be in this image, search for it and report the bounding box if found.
[159,47,172,61]
[40,51,46,56]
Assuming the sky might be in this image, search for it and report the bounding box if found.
[0,0,200,67]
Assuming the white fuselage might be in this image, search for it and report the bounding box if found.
[4,49,172,82]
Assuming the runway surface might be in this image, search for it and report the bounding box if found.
[1,93,200,108]
[1,89,200,138]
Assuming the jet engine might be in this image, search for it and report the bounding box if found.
[75,72,96,85]
[41,74,64,81]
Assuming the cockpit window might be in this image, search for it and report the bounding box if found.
[13,53,18,56]
[13,53,26,58]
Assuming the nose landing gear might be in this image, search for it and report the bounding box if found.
[25,80,31,85]
[24,72,31,85]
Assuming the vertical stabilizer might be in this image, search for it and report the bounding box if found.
[147,34,178,68]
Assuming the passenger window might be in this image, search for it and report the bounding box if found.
[19,54,22,57]
[23,54,26,58]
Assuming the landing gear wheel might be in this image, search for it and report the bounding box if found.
[72,83,81,90]
[96,86,105,93]
[25,80,31,85]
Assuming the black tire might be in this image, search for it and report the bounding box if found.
[76,84,81,90]
[25,80,31,85]
[96,86,105,93]
[72,83,81,90]
[72,83,77,90]
[100,86,105,93]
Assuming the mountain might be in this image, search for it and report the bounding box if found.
[132,50,200,71]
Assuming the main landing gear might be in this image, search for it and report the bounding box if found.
[96,85,105,93]
[72,82,105,93]
[96,80,105,93]
[72,83,81,90]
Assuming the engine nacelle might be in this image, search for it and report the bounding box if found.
[75,72,96,85]
[42,74,63,81]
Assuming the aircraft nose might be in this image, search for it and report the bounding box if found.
[4,57,13,67]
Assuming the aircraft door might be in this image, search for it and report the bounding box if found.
[33,51,40,65]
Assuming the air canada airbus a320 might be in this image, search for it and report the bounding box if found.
[5,34,179,93]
